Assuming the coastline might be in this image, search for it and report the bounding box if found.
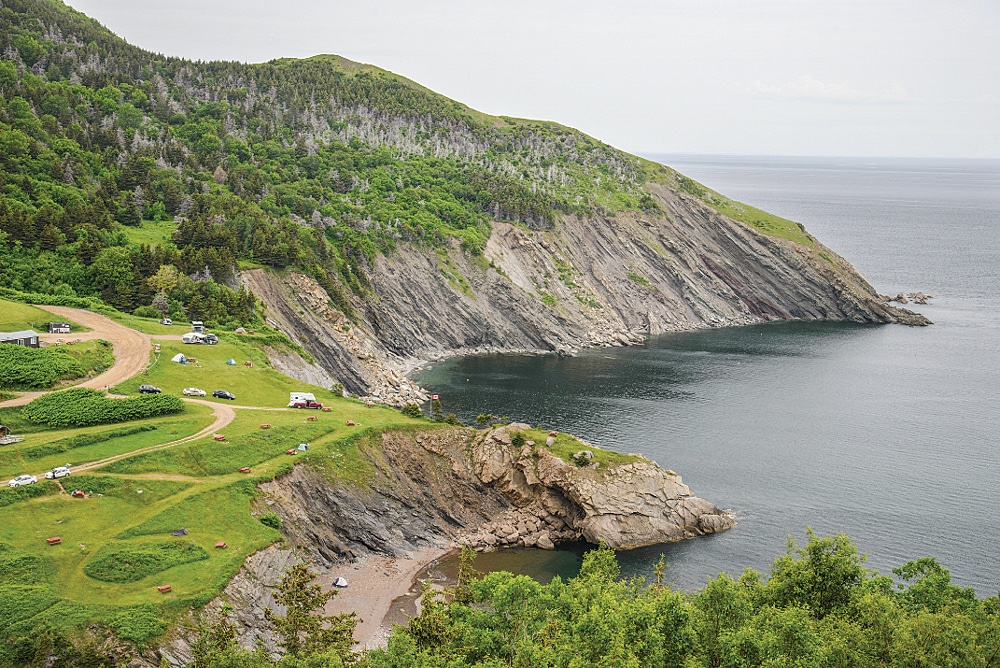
[318,545,454,650]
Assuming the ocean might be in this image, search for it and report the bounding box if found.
[414,155,1000,596]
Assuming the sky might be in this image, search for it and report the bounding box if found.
[65,0,1000,159]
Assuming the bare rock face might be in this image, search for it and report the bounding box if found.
[461,425,735,550]
[241,184,929,406]
[144,425,733,663]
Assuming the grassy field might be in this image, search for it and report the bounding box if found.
[0,299,88,333]
[119,218,179,248]
[518,427,641,469]
[0,406,215,479]
[116,337,334,407]
[0,315,426,651]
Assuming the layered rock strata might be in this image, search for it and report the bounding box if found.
[243,185,928,404]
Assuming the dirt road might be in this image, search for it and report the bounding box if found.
[67,398,236,474]
[1,306,152,408]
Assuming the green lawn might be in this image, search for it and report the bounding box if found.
[119,218,178,248]
[116,338,336,407]
[0,299,88,333]
[0,406,215,479]
[0,311,430,647]
[104,311,188,336]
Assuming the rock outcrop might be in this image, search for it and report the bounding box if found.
[147,424,732,664]
[258,425,733,558]
[243,183,928,403]
[460,425,734,550]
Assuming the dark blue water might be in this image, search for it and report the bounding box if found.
[416,156,1000,596]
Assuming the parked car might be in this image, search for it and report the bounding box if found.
[160,318,173,325]
[44,466,71,479]
[203,333,219,344]
[183,387,207,397]
[138,384,161,394]
[8,474,37,487]
[213,390,236,400]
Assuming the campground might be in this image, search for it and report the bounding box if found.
[0,301,424,647]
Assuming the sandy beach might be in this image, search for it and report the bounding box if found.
[319,546,454,650]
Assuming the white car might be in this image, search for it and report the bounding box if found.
[8,474,37,487]
[44,466,71,479]
[183,387,207,397]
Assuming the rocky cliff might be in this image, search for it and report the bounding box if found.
[258,425,732,558]
[243,181,927,403]
[150,424,732,664]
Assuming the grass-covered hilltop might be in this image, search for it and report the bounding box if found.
[0,1,977,666]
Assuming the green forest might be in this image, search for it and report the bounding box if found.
[0,0,655,326]
[9,534,998,667]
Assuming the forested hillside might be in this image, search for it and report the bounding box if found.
[0,0,654,325]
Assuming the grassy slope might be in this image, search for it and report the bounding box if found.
[0,299,88,333]
[0,319,429,648]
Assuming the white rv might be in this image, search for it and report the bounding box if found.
[181,332,205,344]
[288,392,322,408]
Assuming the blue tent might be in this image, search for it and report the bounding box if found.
[226,358,236,365]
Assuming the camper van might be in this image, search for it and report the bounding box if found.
[190,321,205,334]
[288,392,322,409]
[181,332,205,344]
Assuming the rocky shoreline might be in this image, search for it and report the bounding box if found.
[148,424,733,665]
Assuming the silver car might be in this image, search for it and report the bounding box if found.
[8,474,37,487]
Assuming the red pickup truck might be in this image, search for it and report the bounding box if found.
[291,399,323,409]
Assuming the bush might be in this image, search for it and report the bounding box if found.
[83,541,209,583]
[259,512,282,531]
[511,431,526,447]
[0,482,56,507]
[0,345,86,390]
[21,388,185,428]
[400,403,423,418]
[109,605,167,646]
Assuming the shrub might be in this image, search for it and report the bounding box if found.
[0,345,86,390]
[0,482,56,507]
[259,513,282,531]
[21,388,184,428]
[400,403,423,418]
[109,605,167,646]
[83,541,209,583]
[511,431,526,447]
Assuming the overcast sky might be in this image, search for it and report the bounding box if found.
[66,0,999,159]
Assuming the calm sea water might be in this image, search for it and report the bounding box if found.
[415,155,1000,597]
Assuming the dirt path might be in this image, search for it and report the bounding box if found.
[68,398,235,475]
[1,306,152,408]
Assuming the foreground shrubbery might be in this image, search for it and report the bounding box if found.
[21,388,185,428]
[5,531,1000,666]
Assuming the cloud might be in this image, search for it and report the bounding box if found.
[748,76,912,103]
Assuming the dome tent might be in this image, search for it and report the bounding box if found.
[171,353,187,363]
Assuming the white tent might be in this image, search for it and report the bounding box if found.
[333,577,348,588]
[171,353,187,363]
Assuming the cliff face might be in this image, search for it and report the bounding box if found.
[259,426,733,557]
[245,183,926,402]
[151,425,733,664]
